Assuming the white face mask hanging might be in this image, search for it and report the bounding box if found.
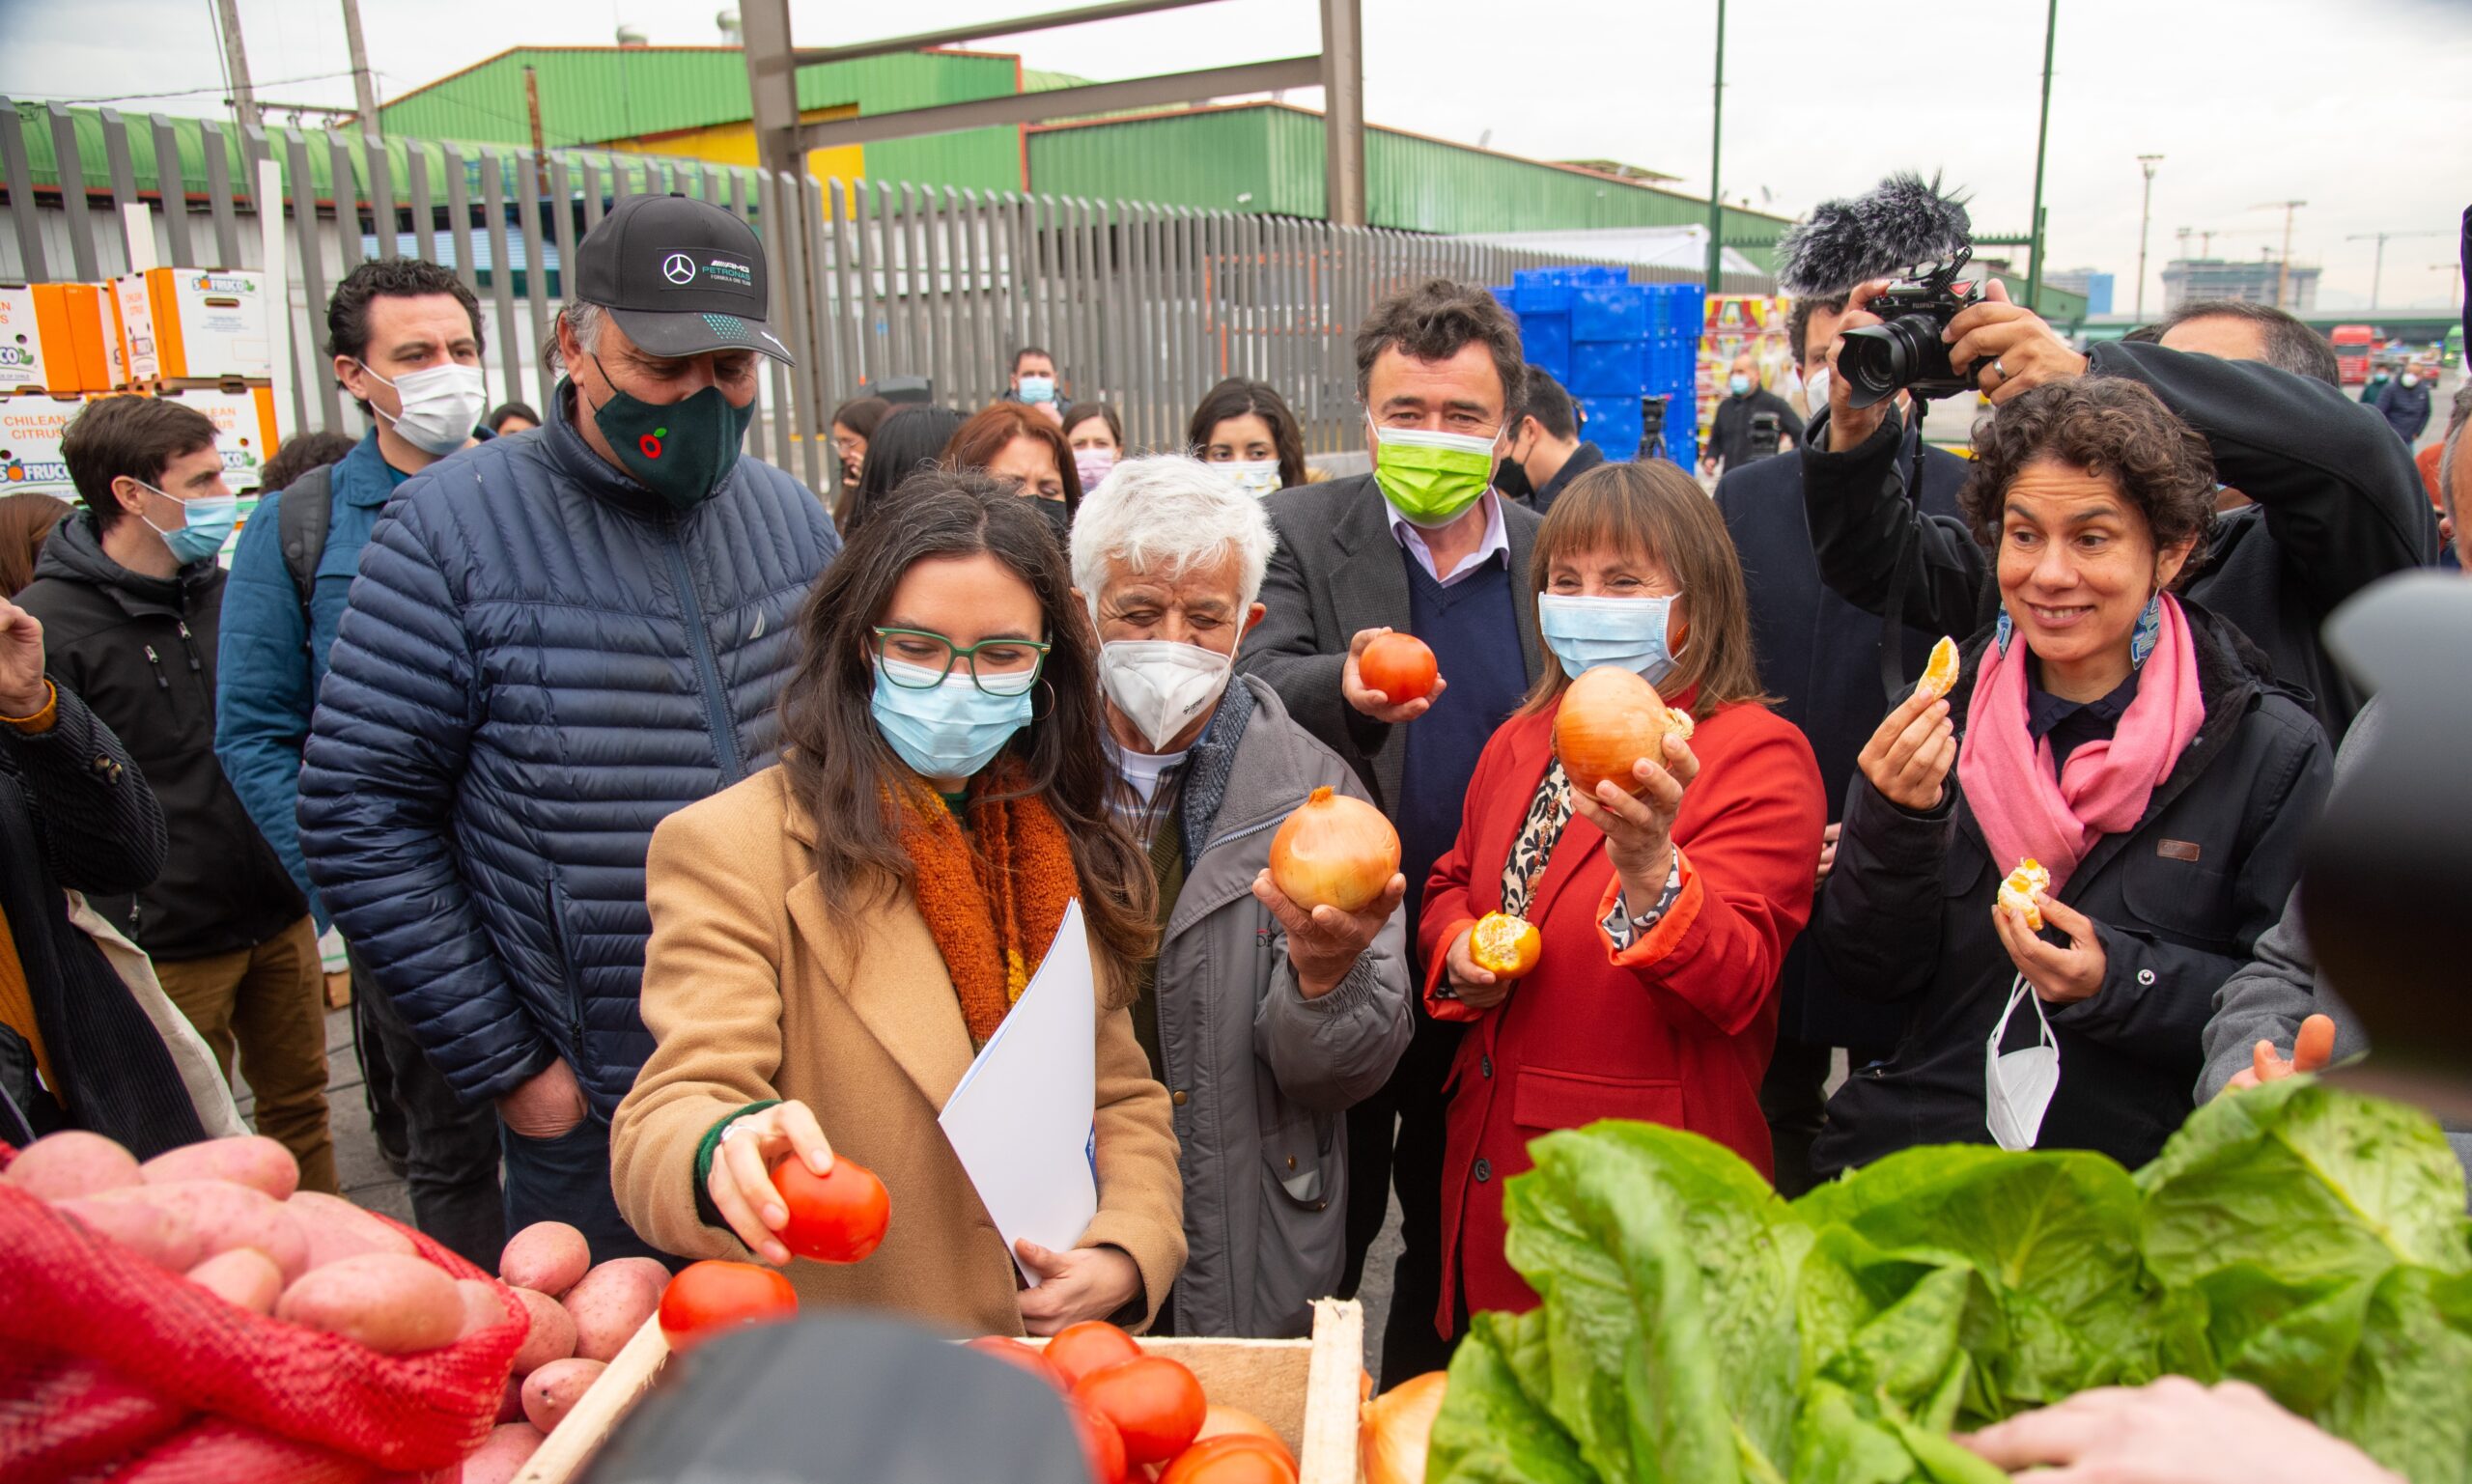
[1984,973,2061,1151]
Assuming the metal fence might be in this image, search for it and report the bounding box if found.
[2,98,1776,486]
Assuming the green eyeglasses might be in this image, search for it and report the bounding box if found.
[872,628,1052,696]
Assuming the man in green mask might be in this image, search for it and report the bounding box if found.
[296,193,843,1265]
[1236,277,1546,1386]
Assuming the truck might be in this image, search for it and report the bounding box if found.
[2330,324,2376,384]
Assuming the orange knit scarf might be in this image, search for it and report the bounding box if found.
[891,760,1082,1046]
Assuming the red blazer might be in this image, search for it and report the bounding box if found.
[1417,695,1824,1334]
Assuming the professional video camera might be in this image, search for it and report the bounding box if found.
[1777,173,1983,410]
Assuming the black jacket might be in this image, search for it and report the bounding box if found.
[0,683,205,1156]
[1800,342,2440,742]
[1529,441,1606,513]
[1715,431,1971,1050]
[2376,378,2431,443]
[1811,604,2332,1176]
[1708,388,1803,473]
[15,517,304,960]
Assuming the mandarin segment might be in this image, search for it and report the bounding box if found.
[1998,857,2052,932]
[1916,636,1961,701]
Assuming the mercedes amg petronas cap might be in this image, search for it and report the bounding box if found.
[574,192,795,365]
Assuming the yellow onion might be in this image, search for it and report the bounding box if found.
[1268,786,1399,913]
[1554,665,1672,799]
[1361,1371,1448,1484]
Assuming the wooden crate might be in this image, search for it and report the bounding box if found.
[514,1298,1366,1484]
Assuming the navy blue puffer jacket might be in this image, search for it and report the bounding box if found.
[298,382,840,1114]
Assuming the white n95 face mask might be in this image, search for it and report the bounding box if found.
[1984,973,2061,1151]
[362,360,488,456]
[1099,639,1236,750]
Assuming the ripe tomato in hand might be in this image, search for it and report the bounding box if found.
[1358,632,1438,705]
[769,1155,889,1262]
[657,1260,797,1350]
[1073,1356,1207,1465]
[1071,1398,1130,1484]
[1044,1319,1141,1387]
[1160,1434,1300,1484]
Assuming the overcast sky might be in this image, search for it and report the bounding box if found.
[6,0,2465,311]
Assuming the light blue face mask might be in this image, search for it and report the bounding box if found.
[1538,591,1685,688]
[869,658,1033,782]
[138,481,239,567]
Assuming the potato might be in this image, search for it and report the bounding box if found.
[287,1190,414,1269]
[186,1247,285,1313]
[93,1181,309,1282]
[276,1252,464,1355]
[4,1130,143,1200]
[499,1220,591,1298]
[497,1374,525,1424]
[456,1277,514,1339]
[520,1357,606,1435]
[562,1257,669,1362]
[460,1421,546,1484]
[509,1285,579,1376]
[57,1195,201,1271]
[140,1134,300,1200]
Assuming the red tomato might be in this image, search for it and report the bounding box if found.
[1073,1356,1207,1465]
[1044,1319,1142,1387]
[1358,632,1438,704]
[1159,1435,1299,1484]
[769,1155,889,1263]
[656,1260,797,1351]
[966,1334,1066,1389]
[1072,1398,1130,1484]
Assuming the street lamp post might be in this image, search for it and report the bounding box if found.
[2023,0,2059,311]
[2134,154,2162,320]
[1705,0,1726,291]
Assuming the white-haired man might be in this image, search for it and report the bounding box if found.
[1071,455,1414,1337]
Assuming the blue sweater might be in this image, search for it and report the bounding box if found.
[1396,553,1527,923]
[215,431,414,930]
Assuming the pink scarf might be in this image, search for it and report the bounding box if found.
[1956,594,2205,895]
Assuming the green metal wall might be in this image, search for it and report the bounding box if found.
[376,47,1019,189]
[1029,105,1790,267]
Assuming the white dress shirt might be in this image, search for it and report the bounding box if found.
[1384,489,1511,587]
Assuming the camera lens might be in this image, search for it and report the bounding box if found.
[1838,320,1936,409]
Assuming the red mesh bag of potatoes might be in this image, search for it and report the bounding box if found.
[0,1145,522,1484]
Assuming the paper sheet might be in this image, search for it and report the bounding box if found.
[938,900,1098,1287]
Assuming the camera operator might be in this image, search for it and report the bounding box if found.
[1702,350,1802,477]
[1803,282,2438,741]
[1713,288,1970,1191]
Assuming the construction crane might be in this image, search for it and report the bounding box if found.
[2250,200,2308,309]
[2346,230,2447,309]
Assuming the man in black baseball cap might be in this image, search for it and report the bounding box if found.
[298,191,841,1263]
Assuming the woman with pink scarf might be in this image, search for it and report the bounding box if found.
[1810,378,2332,1177]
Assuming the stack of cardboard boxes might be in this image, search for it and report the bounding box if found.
[0,270,282,559]
[1696,294,1797,453]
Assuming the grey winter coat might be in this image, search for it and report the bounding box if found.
[1151,676,1414,1337]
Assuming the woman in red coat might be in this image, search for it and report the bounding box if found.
[1418,460,1825,1337]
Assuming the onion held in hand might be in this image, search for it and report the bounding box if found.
[1267,787,1399,914]
[1554,665,1672,799]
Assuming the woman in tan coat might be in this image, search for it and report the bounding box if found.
[612,473,1185,1335]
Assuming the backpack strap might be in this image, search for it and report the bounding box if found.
[276,464,334,617]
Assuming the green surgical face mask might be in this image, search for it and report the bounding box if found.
[584,357,755,512]
[1369,419,1503,528]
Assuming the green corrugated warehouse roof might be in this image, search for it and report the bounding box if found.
[377,45,1021,149]
[1025,102,1793,266]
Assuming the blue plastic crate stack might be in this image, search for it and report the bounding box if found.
[1491,269,1702,469]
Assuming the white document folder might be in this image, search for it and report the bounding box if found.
[938,900,1098,1287]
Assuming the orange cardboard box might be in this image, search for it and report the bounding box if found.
[2,284,115,392]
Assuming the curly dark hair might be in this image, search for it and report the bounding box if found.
[1960,378,2218,590]
[1353,277,1526,416]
